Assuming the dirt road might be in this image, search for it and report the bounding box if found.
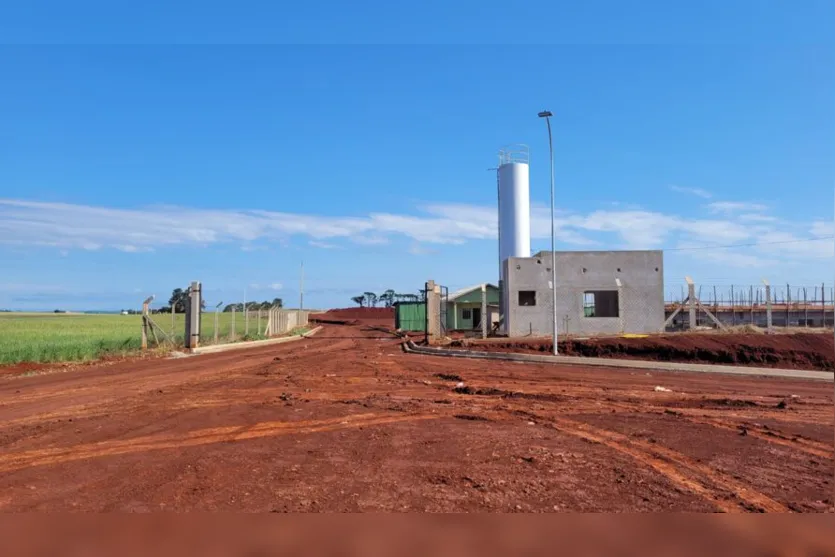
[0,324,831,512]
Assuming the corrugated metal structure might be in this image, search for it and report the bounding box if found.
[394,301,425,332]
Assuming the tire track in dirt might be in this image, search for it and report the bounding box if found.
[0,330,364,428]
[509,409,788,513]
[445,378,833,461]
[0,412,438,474]
[427,382,785,512]
[671,414,833,460]
[599,400,833,459]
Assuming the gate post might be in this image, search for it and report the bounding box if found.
[185,281,202,350]
[763,279,772,333]
[425,280,442,342]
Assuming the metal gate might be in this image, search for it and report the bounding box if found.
[439,285,449,336]
[422,281,450,341]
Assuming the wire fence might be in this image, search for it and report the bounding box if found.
[665,283,835,330]
[144,305,310,347]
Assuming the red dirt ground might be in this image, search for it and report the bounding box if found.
[310,307,394,327]
[0,323,831,512]
[449,332,835,372]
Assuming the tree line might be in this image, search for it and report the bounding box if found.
[350,289,425,308]
[134,288,283,314]
[221,299,283,312]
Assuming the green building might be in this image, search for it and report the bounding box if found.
[447,283,499,331]
[393,283,500,333]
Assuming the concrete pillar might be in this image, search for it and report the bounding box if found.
[763,279,772,332]
[687,277,696,330]
[185,281,202,349]
[426,280,441,341]
[481,284,488,339]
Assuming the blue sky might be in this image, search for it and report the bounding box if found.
[0,2,833,311]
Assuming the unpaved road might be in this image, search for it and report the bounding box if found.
[0,324,831,512]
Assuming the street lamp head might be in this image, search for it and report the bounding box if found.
[538,110,553,118]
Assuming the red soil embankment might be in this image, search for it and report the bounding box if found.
[451,332,834,372]
[310,307,394,327]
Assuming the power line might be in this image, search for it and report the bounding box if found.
[665,236,834,252]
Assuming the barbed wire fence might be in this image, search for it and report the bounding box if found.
[664,281,834,331]
[140,287,311,349]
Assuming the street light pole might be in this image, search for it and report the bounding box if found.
[538,110,558,355]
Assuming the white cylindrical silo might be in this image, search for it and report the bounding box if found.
[497,146,531,275]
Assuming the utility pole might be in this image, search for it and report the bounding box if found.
[538,110,558,355]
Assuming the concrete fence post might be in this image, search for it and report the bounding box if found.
[686,277,696,330]
[763,279,772,333]
[185,281,202,349]
[214,309,219,344]
[141,296,153,350]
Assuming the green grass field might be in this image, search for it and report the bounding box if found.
[0,311,278,365]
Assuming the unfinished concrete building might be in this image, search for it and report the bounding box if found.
[502,250,664,337]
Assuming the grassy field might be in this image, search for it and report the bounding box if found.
[0,311,278,365]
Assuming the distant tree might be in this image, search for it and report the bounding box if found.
[363,292,377,308]
[378,289,397,308]
[168,288,188,313]
[168,288,206,312]
[351,295,365,307]
[272,297,283,308]
[417,289,426,302]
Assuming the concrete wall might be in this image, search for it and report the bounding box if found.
[503,250,664,337]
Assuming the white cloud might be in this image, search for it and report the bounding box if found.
[810,220,834,238]
[241,244,267,252]
[308,240,339,249]
[670,185,712,199]
[408,243,439,256]
[0,197,828,267]
[268,283,283,291]
[350,235,390,246]
[738,213,778,223]
[115,244,153,253]
[707,201,768,214]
